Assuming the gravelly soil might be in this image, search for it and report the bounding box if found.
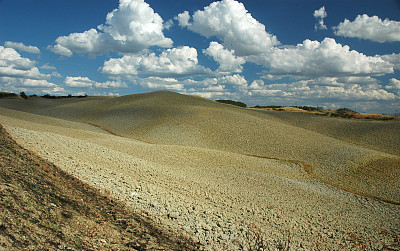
[1,111,399,250]
[0,124,198,250]
[8,91,397,204]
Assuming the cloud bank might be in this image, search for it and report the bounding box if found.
[64,76,127,88]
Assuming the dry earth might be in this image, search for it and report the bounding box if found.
[8,91,398,203]
[0,124,198,250]
[0,91,399,250]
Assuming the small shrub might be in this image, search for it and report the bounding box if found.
[20,92,28,99]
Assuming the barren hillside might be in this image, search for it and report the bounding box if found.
[0,91,399,249]
[2,91,398,203]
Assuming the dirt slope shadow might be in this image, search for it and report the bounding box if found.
[0,124,199,250]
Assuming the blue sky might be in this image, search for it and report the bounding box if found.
[1,0,399,113]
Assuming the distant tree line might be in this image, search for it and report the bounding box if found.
[0,92,89,99]
[0,92,20,98]
[42,93,88,99]
[253,105,283,109]
[252,105,324,112]
[215,99,247,108]
[292,106,324,112]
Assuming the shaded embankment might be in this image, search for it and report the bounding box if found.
[0,124,198,250]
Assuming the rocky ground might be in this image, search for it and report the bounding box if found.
[0,92,399,250]
[0,124,198,250]
[1,113,399,250]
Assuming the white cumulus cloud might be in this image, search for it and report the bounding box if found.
[139,77,184,90]
[183,77,218,87]
[0,77,55,87]
[187,91,229,99]
[380,53,400,70]
[4,41,40,54]
[0,46,36,70]
[177,0,279,56]
[323,85,396,100]
[136,76,233,97]
[203,42,245,73]
[313,6,327,30]
[333,14,400,42]
[18,79,55,87]
[52,29,106,56]
[40,63,57,70]
[51,72,63,78]
[94,80,128,88]
[102,46,211,77]
[182,88,232,99]
[65,76,94,87]
[175,11,191,27]
[386,78,400,90]
[252,38,393,79]
[50,0,173,56]
[164,19,174,30]
[64,76,127,88]
[0,46,49,81]
[218,74,247,87]
[248,79,265,90]
[49,44,73,57]
[0,46,64,93]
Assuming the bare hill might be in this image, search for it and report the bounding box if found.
[1,91,400,204]
[0,91,399,203]
[0,92,399,249]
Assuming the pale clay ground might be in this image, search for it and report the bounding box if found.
[0,108,399,250]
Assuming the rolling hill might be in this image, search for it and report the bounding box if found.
[1,90,399,204]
